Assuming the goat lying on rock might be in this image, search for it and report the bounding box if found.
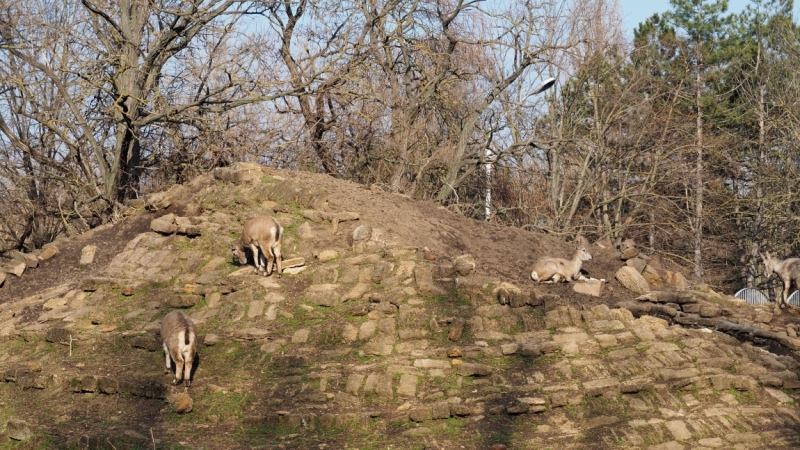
[760,251,800,308]
[231,216,284,277]
[161,310,197,387]
[531,239,593,283]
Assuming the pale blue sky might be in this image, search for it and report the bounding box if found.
[618,0,754,35]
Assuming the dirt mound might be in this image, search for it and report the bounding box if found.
[0,165,798,449]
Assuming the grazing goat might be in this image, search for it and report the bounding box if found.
[760,251,800,308]
[231,216,283,277]
[531,240,593,283]
[161,310,197,387]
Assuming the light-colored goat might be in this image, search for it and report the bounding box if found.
[531,239,593,283]
[161,310,197,387]
[760,251,800,308]
[231,216,283,277]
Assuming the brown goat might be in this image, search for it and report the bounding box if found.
[161,310,197,387]
[760,251,800,308]
[231,216,283,277]
[530,239,593,283]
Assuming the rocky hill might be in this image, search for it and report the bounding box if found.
[0,163,799,449]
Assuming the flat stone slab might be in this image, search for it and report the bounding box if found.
[345,374,364,394]
[397,374,418,397]
[665,420,692,441]
[292,329,310,343]
[306,284,341,307]
[248,300,265,318]
[648,440,684,450]
[457,363,492,377]
[413,359,450,370]
[358,321,377,340]
[232,328,270,340]
[588,320,625,331]
[582,377,620,392]
[764,387,794,403]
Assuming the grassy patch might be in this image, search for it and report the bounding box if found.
[191,390,252,424]
[662,338,686,349]
[728,388,756,404]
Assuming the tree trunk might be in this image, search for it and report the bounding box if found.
[693,58,704,282]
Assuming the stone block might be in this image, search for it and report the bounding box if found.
[38,245,59,261]
[80,245,98,265]
[666,271,688,288]
[98,377,118,394]
[397,374,418,397]
[15,252,39,269]
[6,261,25,277]
[453,255,475,276]
[615,266,650,294]
[6,418,33,441]
[573,280,604,297]
[699,304,721,318]
[448,318,466,341]
[317,250,338,262]
[583,377,620,393]
[150,214,177,234]
[342,323,358,343]
[588,320,625,331]
[620,378,652,393]
[493,282,524,307]
[291,329,310,343]
[501,343,519,355]
[626,257,647,272]
[168,392,194,414]
[306,284,341,307]
[345,374,365,395]
[282,257,305,269]
[620,247,639,259]
[358,321,377,340]
[352,224,372,242]
[754,310,773,323]
[457,363,492,377]
[409,407,431,422]
[665,420,692,441]
[45,327,74,345]
[413,359,450,369]
[169,295,200,308]
[81,375,98,393]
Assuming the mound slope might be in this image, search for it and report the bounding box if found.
[0,164,798,449]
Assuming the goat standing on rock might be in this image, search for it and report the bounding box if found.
[161,310,197,387]
[531,238,593,283]
[760,251,800,308]
[231,216,283,277]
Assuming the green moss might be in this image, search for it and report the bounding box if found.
[728,388,756,404]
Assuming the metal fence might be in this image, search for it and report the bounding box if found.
[734,288,770,305]
[787,290,800,307]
